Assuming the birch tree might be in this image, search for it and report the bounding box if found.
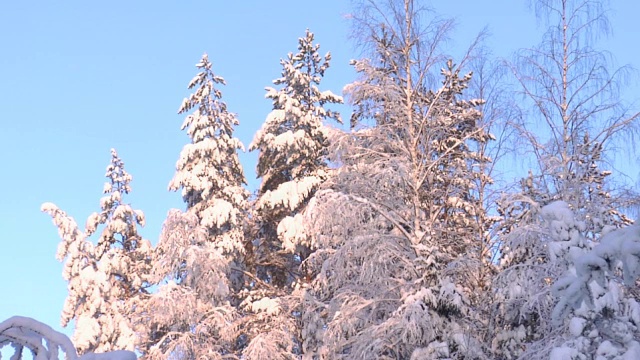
[493,0,640,357]
[507,0,638,229]
[301,1,494,358]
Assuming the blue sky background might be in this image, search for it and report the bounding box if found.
[1,0,639,342]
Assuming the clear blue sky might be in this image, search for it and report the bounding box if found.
[1,0,639,340]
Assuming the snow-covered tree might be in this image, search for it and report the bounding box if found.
[138,210,237,359]
[491,197,584,359]
[492,0,640,357]
[492,150,637,359]
[505,0,639,225]
[301,2,494,357]
[548,202,640,359]
[141,54,248,359]
[169,53,249,257]
[239,29,342,358]
[494,200,640,359]
[248,29,342,287]
[42,149,152,354]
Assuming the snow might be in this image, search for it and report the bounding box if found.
[596,340,618,358]
[277,214,308,251]
[411,342,449,359]
[550,346,579,360]
[623,342,640,360]
[569,316,586,336]
[200,198,233,228]
[541,200,584,244]
[250,297,281,316]
[0,316,136,360]
[258,176,322,212]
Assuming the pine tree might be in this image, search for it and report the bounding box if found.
[42,149,152,354]
[142,54,249,358]
[239,29,342,358]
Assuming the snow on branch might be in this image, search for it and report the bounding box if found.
[0,316,76,360]
[0,316,136,360]
[552,220,640,325]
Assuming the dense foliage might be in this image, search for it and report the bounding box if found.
[40,0,640,359]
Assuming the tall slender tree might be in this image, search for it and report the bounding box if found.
[141,54,248,358]
[507,0,638,226]
[169,53,249,257]
[493,0,640,358]
[239,29,343,358]
[248,29,342,286]
[302,1,494,358]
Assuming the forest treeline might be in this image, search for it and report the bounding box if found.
[40,0,640,359]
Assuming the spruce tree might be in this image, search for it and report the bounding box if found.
[42,149,152,354]
[169,53,248,256]
[142,54,248,358]
[238,29,342,359]
[248,29,342,286]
